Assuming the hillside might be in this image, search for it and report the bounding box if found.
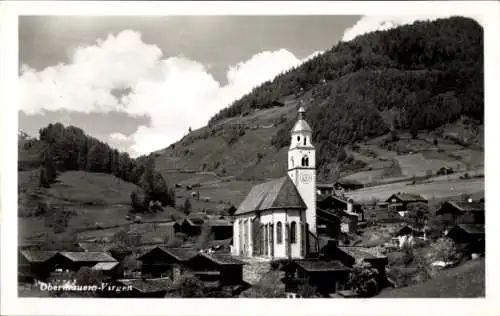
[17,124,187,248]
[153,17,483,188]
[378,258,485,298]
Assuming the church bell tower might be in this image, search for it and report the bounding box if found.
[288,106,317,236]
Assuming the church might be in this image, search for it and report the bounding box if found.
[232,106,317,259]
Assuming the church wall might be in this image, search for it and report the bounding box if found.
[232,219,240,255]
[260,209,304,259]
[232,214,255,257]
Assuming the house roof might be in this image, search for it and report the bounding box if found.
[317,195,359,206]
[117,278,171,293]
[386,193,427,203]
[138,246,198,262]
[91,262,120,271]
[452,224,485,235]
[205,218,232,227]
[317,183,334,189]
[196,252,245,265]
[77,242,115,252]
[295,260,350,272]
[159,247,199,262]
[20,250,57,263]
[208,238,233,248]
[182,218,202,226]
[442,201,485,213]
[161,221,181,227]
[59,252,117,262]
[317,210,340,225]
[235,176,306,215]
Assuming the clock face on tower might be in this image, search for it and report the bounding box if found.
[300,173,312,184]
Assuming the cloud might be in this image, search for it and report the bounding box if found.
[20,30,315,157]
[342,14,484,42]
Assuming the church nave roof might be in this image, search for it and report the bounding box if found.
[235,176,307,215]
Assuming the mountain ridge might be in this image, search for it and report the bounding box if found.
[152,16,483,183]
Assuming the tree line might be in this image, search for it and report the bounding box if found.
[36,123,175,208]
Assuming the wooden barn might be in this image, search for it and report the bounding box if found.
[91,261,121,279]
[181,217,203,235]
[385,193,428,213]
[446,224,485,256]
[316,209,341,238]
[316,183,334,197]
[319,244,388,286]
[185,252,245,286]
[436,200,485,225]
[138,246,197,280]
[334,180,364,192]
[317,195,364,221]
[282,259,351,296]
[207,238,233,253]
[18,250,57,282]
[206,218,233,240]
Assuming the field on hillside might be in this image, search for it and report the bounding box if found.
[378,258,485,298]
[172,175,260,211]
[46,171,141,205]
[153,102,299,179]
[345,177,484,202]
[18,170,189,245]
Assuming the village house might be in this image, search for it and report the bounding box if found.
[48,251,118,274]
[91,261,121,279]
[339,211,359,234]
[436,200,485,225]
[317,195,364,222]
[207,238,233,253]
[18,250,57,283]
[445,224,485,257]
[232,107,318,259]
[391,225,427,248]
[282,259,351,297]
[385,193,428,215]
[205,218,233,240]
[185,252,246,287]
[334,179,364,192]
[316,209,341,239]
[319,242,389,287]
[317,183,334,197]
[180,218,202,235]
[138,246,197,280]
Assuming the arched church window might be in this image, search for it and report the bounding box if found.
[276,222,283,244]
[301,156,309,167]
[297,136,300,142]
[303,137,307,146]
[290,221,297,244]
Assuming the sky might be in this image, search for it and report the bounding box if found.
[18,14,483,157]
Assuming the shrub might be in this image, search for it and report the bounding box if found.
[427,237,460,263]
[348,262,380,297]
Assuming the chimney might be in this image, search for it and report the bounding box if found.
[347,198,354,213]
